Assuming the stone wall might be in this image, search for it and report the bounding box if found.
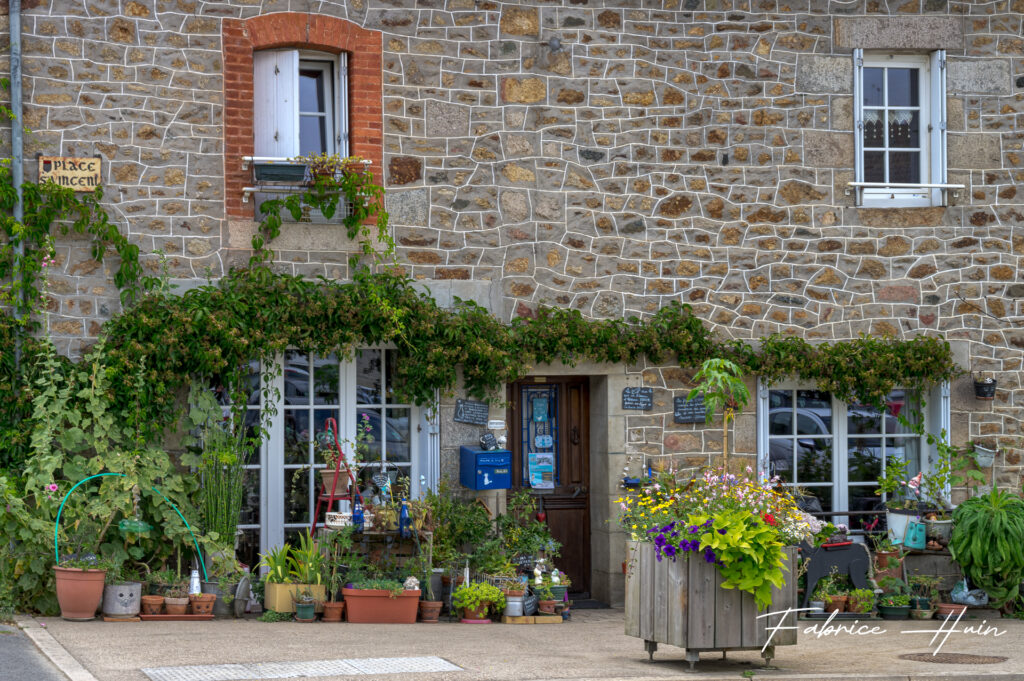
[2,0,1022,482]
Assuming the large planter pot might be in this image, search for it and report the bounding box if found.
[877,605,911,620]
[201,580,239,618]
[342,588,420,623]
[549,585,568,602]
[537,599,557,614]
[924,519,952,545]
[54,567,106,621]
[102,581,142,617]
[322,601,345,622]
[264,583,327,613]
[461,604,490,621]
[625,542,799,668]
[418,600,442,622]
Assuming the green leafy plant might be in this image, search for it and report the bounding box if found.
[352,578,404,597]
[908,574,941,603]
[688,358,749,470]
[814,568,849,597]
[948,488,1024,608]
[287,531,325,585]
[690,510,786,610]
[848,588,875,613]
[259,545,292,585]
[879,593,910,607]
[533,582,554,600]
[452,581,506,613]
[258,609,293,622]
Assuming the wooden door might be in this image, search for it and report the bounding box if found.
[509,377,591,596]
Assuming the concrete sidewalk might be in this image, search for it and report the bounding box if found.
[19,610,1024,681]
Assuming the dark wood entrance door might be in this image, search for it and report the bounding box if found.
[508,377,590,596]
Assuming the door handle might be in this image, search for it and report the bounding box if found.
[571,426,580,445]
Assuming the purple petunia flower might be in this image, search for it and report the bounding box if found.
[704,548,717,563]
[655,533,666,546]
[663,544,677,558]
[718,528,727,535]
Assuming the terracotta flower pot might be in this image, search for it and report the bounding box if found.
[322,601,345,622]
[419,600,443,622]
[936,603,967,617]
[342,588,420,623]
[54,566,106,621]
[824,595,848,613]
[189,593,216,615]
[164,597,189,615]
[538,599,557,614]
[462,604,489,621]
[140,595,165,615]
[320,469,350,495]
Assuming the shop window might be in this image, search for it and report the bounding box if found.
[851,50,957,207]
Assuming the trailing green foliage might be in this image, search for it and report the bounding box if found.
[452,581,506,613]
[948,489,1024,608]
[691,510,786,610]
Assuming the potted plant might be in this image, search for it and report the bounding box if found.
[687,359,750,470]
[877,593,911,619]
[53,520,113,621]
[314,413,370,496]
[452,581,505,622]
[164,583,190,615]
[826,524,849,544]
[973,375,997,400]
[847,588,874,614]
[908,575,940,610]
[259,532,328,613]
[875,457,923,544]
[971,442,997,468]
[146,569,180,597]
[140,592,164,615]
[547,570,571,603]
[189,590,216,615]
[343,578,420,624]
[407,555,442,623]
[817,571,848,613]
[868,533,904,581]
[201,546,248,618]
[293,587,317,622]
[321,527,362,622]
[101,564,142,618]
[949,488,1024,611]
[534,582,557,614]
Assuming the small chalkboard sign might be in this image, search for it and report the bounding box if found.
[622,387,654,411]
[454,399,489,426]
[480,433,498,450]
[674,395,707,424]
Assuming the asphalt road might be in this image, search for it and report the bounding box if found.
[0,623,67,681]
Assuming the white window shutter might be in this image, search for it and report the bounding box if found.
[852,48,864,186]
[929,49,947,205]
[253,50,299,159]
[336,52,349,157]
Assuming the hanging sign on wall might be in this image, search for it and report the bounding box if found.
[454,399,489,426]
[38,157,101,191]
[674,395,707,424]
[622,386,654,411]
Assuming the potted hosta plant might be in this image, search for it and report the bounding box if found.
[452,581,505,622]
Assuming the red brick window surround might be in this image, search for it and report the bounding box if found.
[223,14,383,219]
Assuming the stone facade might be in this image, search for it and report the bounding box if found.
[3,0,1024,604]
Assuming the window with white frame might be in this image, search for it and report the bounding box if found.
[239,349,439,561]
[253,49,349,160]
[853,50,947,207]
[757,381,950,533]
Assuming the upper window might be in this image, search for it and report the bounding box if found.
[853,50,947,207]
[253,50,349,160]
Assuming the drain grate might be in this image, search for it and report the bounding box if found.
[142,656,461,681]
[899,653,1007,665]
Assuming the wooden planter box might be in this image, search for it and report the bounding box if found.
[625,541,799,669]
[264,583,327,613]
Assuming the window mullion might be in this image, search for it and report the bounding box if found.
[834,394,848,529]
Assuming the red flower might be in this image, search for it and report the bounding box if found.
[762,513,776,526]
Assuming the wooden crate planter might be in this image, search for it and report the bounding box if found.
[625,541,799,669]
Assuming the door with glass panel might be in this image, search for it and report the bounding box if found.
[256,349,416,553]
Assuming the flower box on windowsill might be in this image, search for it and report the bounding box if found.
[254,163,307,183]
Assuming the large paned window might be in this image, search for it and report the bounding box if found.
[853,50,947,207]
[758,382,949,533]
[238,350,438,566]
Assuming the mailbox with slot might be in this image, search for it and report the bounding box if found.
[459,446,512,491]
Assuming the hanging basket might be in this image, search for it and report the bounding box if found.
[974,378,997,400]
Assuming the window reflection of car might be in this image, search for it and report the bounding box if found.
[768,408,832,481]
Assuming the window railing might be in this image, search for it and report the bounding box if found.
[240,158,372,224]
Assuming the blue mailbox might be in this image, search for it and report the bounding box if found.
[459,446,512,491]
